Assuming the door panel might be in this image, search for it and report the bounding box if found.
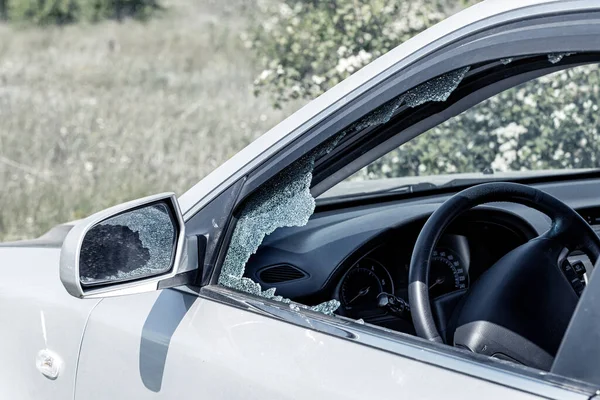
[74,288,554,400]
[0,248,101,400]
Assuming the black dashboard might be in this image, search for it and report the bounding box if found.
[332,213,533,329]
[244,178,600,332]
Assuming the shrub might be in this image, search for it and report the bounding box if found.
[360,64,600,179]
[251,0,600,177]
[84,0,164,23]
[8,0,81,25]
[248,0,476,108]
[0,0,7,20]
[4,0,163,25]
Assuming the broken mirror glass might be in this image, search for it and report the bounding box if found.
[79,202,176,286]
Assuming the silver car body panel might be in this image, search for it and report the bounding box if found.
[0,248,101,399]
[74,287,565,400]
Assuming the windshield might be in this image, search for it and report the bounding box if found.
[323,63,600,198]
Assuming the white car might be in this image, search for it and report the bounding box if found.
[2,1,600,398]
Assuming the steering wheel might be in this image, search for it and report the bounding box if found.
[408,182,600,370]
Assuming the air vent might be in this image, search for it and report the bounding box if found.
[258,265,307,284]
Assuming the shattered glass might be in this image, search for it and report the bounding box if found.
[218,150,341,314]
[80,203,175,285]
[218,67,470,315]
[218,155,315,289]
[402,67,470,107]
[548,53,574,64]
[351,95,406,131]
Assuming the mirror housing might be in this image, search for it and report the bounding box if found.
[60,193,192,298]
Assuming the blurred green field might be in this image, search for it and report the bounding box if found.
[0,0,299,241]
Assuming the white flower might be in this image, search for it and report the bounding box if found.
[494,122,527,141]
[499,141,514,152]
[492,149,517,172]
[523,96,537,108]
[311,75,325,85]
[356,49,372,63]
[445,164,457,173]
[278,3,293,17]
[336,50,372,74]
[552,148,565,160]
[491,155,508,172]
[335,58,351,74]
[259,69,273,81]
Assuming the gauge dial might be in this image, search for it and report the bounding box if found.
[429,249,468,298]
[340,258,394,317]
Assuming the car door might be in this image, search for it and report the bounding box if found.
[73,287,560,400]
[72,1,600,399]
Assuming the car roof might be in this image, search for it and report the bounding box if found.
[178,0,578,219]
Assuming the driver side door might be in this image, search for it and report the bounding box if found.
[72,287,549,399]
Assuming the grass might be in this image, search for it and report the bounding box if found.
[0,0,299,241]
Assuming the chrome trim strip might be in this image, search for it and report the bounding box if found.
[189,285,597,400]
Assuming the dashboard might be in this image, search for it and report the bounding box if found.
[337,234,471,319]
[330,213,533,332]
[243,178,600,334]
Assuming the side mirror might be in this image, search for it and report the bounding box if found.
[60,193,192,298]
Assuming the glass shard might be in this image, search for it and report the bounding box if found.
[402,67,470,108]
[218,147,344,313]
[352,96,406,131]
[548,53,574,64]
[500,58,513,65]
[309,300,341,315]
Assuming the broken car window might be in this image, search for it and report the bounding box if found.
[217,67,471,315]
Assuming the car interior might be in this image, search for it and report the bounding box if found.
[235,57,600,374]
[243,181,600,369]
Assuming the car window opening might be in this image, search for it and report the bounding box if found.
[217,67,471,315]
